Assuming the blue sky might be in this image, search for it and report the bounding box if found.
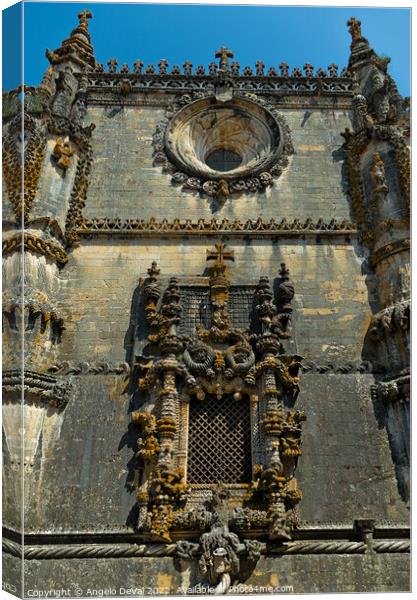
[2,2,411,96]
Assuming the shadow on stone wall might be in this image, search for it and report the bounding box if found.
[120,279,149,528]
[347,208,410,508]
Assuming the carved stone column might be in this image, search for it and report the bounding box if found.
[252,270,303,540]
[136,269,189,541]
[344,17,410,502]
[2,11,97,525]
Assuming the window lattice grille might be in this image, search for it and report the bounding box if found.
[187,395,252,484]
[178,285,255,336]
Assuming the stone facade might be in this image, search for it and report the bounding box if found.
[2,11,410,596]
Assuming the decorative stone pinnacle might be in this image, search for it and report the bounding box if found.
[133,60,143,74]
[206,242,235,270]
[347,17,362,43]
[279,263,290,280]
[183,60,193,76]
[158,60,169,75]
[303,63,314,77]
[215,46,234,73]
[279,62,289,77]
[255,61,265,76]
[147,261,160,279]
[328,63,339,77]
[47,8,95,68]
[107,58,118,73]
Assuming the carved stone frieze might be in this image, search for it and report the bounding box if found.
[81,65,353,98]
[300,360,373,374]
[76,217,356,237]
[2,536,410,562]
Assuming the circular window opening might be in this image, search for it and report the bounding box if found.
[205,149,242,172]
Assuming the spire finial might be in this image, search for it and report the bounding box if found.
[347,17,362,43]
[69,8,93,44]
[46,9,95,69]
[78,9,93,29]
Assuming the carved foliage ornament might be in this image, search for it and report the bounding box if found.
[2,113,47,223]
[152,93,293,199]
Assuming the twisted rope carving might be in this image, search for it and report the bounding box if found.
[183,343,215,375]
[2,540,177,559]
[48,362,130,375]
[281,541,367,554]
[3,234,68,265]
[2,370,71,408]
[3,538,409,560]
[373,541,410,553]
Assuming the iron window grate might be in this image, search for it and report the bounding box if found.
[187,394,252,484]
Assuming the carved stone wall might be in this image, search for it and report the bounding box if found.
[2,11,409,596]
[84,104,352,222]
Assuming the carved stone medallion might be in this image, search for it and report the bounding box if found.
[153,94,294,200]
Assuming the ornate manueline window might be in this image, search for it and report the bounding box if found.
[131,242,305,581]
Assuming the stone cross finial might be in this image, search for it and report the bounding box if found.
[279,62,289,77]
[255,61,265,76]
[78,9,92,28]
[107,58,118,73]
[206,243,234,270]
[303,63,314,78]
[230,61,240,76]
[158,60,168,75]
[328,63,339,77]
[133,60,143,74]
[215,47,234,73]
[347,17,362,42]
[183,60,193,76]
